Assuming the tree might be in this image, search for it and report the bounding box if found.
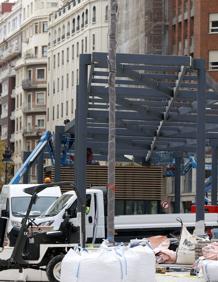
[107,0,118,243]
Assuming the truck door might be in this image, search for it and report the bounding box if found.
[85,193,95,240]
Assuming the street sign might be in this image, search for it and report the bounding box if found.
[161,200,169,209]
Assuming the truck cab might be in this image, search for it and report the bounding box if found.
[0,184,62,233]
[36,189,105,241]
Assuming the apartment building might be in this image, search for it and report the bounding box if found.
[0,2,21,153]
[47,0,109,132]
[13,0,59,182]
[169,0,218,81]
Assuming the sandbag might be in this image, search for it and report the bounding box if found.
[176,225,197,264]
[125,242,156,282]
[61,248,125,282]
[202,260,218,282]
[61,241,156,282]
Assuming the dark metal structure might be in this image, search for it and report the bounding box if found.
[65,52,218,239]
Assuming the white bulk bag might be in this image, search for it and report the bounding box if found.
[124,244,156,282]
[176,225,197,264]
[61,247,126,282]
[202,260,218,282]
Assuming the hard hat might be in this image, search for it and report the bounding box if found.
[44,177,51,183]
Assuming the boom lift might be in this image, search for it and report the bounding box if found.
[10,131,55,184]
[9,130,74,184]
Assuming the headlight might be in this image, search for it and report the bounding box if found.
[11,220,21,228]
[38,220,54,226]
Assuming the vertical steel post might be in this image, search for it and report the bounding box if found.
[211,145,218,205]
[54,126,64,182]
[37,149,44,183]
[195,59,206,235]
[75,54,91,247]
[174,154,181,213]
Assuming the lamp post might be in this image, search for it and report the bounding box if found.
[2,148,13,184]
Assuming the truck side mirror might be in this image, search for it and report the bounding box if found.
[64,207,77,218]
[1,210,9,218]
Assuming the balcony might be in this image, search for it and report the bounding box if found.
[0,42,21,63]
[23,127,44,137]
[22,79,47,90]
[22,104,46,113]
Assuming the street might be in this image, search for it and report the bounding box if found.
[0,270,206,282]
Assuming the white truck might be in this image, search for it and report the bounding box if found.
[0,184,61,234]
[36,188,218,242]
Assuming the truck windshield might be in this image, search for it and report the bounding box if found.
[41,194,73,217]
[11,196,57,217]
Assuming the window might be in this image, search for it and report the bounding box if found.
[42,21,48,32]
[52,106,55,120]
[85,37,87,52]
[81,39,84,53]
[53,54,56,68]
[35,23,39,34]
[92,6,96,23]
[85,9,88,25]
[66,100,68,115]
[209,51,218,70]
[105,5,109,21]
[77,15,80,31]
[62,24,65,40]
[67,21,70,36]
[57,77,60,92]
[36,68,45,80]
[67,47,69,62]
[115,200,159,215]
[42,46,47,57]
[62,50,64,65]
[58,52,60,67]
[66,73,69,88]
[28,69,32,80]
[82,12,84,28]
[72,71,74,86]
[57,104,59,119]
[76,69,79,85]
[72,44,74,59]
[92,34,95,51]
[36,116,45,128]
[35,46,38,57]
[53,80,55,94]
[36,92,45,105]
[209,14,218,33]
[61,102,63,117]
[61,75,64,91]
[72,18,75,33]
[76,42,79,57]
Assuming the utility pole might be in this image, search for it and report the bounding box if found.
[107,0,118,243]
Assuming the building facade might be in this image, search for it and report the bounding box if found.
[0,2,22,154]
[117,0,168,54]
[12,0,59,181]
[169,0,218,81]
[47,0,109,132]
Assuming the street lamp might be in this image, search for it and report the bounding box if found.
[2,148,13,184]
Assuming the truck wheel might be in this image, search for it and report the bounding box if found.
[46,254,64,282]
